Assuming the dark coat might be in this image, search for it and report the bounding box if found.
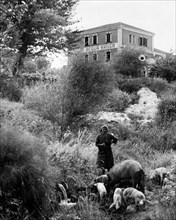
[96,133,117,171]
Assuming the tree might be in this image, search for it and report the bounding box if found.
[150,56,176,82]
[67,53,115,116]
[0,0,79,76]
[112,47,147,78]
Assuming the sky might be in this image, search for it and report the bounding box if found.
[51,0,176,68]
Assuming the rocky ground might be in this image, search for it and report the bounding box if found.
[86,87,161,127]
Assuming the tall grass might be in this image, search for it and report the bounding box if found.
[0,98,59,143]
[0,125,51,219]
[48,129,97,185]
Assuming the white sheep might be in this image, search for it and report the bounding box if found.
[93,182,107,201]
[109,187,123,210]
[149,167,168,186]
[123,187,145,207]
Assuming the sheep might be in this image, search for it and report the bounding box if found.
[104,159,145,193]
[94,174,109,184]
[93,182,107,201]
[149,167,168,186]
[123,187,145,207]
[109,187,123,210]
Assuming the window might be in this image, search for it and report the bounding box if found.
[84,36,89,46]
[139,37,148,47]
[93,53,98,61]
[129,34,136,44]
[106,51,111,61]
[93,35,98,45]
[85,54,89,62]
[106,32,112,43]
[143,38,147,47]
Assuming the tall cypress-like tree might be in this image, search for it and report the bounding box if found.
[0,0,79,75]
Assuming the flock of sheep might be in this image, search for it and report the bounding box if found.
[55,159,169,215]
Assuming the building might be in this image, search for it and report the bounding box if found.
[77,22,155,62]
[153,48,171,59]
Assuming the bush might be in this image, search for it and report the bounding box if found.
[136,122,176,151]
[0,125,51,219]
[147,77,172,97]
[150,55,176,82]
[118,77,173,97]
[104,88,131,112]
[23,60,38,73]
[112,47,147,77]
[68,54,115,115]
[156,94,176,125]
[118,78,143,93]
[0,77,22,101]
[22,73,72,138]
[35,56,50,70]
[0,99,59,143]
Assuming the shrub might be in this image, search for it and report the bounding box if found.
[22,73,72,138]
[104,88,131,112]
[147,77,172,97]
[0,77,22,101]
[35,56,50,70]
[136,122,176,152]
[0,125,51,219]
[118,77,170,95]
[23,60,38,73]
[150,55,176,82]
[112,47,147,78]
[118,78,143,93]
[68,54,115,116]
[0,98,58,143]
[156,94,176,125]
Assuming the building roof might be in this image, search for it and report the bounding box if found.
[81,22,155,36]
[154,48,170,55]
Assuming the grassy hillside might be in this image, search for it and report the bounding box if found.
[1,53,176,219]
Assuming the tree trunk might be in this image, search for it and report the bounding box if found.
[12,45,27,76]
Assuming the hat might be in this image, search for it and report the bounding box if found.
[100,125,108,132]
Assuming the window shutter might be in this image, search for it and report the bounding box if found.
[110,33,112,42]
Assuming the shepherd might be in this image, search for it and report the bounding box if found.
[95,125,118,174]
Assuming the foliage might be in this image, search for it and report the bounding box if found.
[156,94,176,126]
[0,99,60,143]
[136,122,176,152]
[35,56,50,70]
[154,197,176,220]
[48,129,97,184]
[146,77,173,97]
[68,55,115,116]
[112,47,147,77]
[118,78,143,93]
[23,59,38,73]
[22,72,73,138]
[150,55,176,82]
[22,56,50,73]
[0,0,79,75]
[118,77,173,98]
[0,125,51,219]
[0,77,22,101]
[104,88,132,112]
[0,58,22,101]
